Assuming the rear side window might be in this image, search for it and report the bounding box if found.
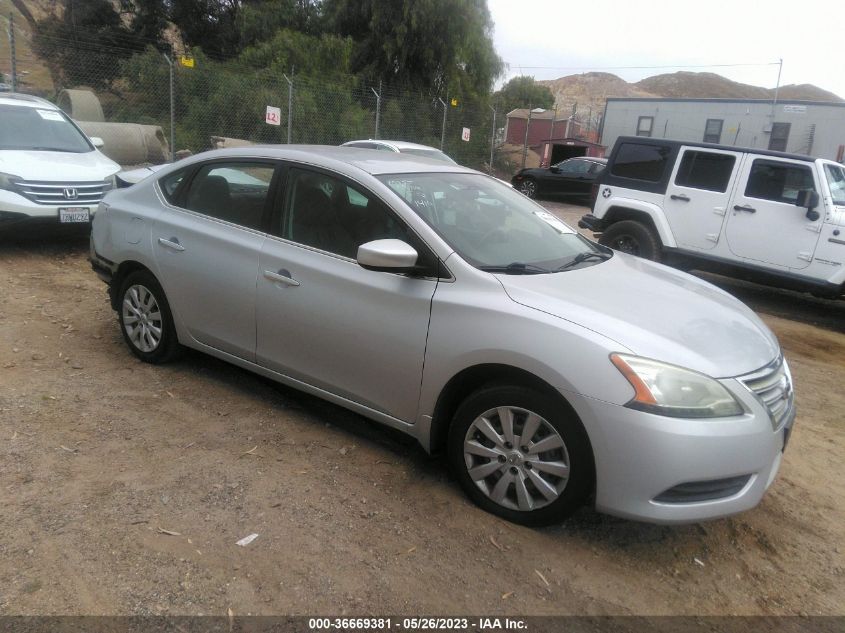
[610,143,671,182]
[674,151,736,193]
[745,159,815,204]
[184,162,275,230]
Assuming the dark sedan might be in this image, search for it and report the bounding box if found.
[512,157,607,201]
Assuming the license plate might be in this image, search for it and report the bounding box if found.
[59,207,90,223]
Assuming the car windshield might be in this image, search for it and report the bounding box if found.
[824,164,845,206]
[398,148,457,164]
[379,172,608,272]
[0,104,92,153]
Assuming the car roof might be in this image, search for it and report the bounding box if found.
[0,93,59,109]
[344,139,444,152]
[176,145,474,176]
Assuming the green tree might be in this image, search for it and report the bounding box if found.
[493,76,555,114]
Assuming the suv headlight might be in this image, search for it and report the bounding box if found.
[610,353,744,418]
[0,172,22,192]
[102,174,117,192]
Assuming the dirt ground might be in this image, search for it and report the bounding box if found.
[1,202,843,616]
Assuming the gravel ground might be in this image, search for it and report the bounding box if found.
[0,203,843,616]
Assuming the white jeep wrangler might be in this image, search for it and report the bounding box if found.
[580,136,845,297]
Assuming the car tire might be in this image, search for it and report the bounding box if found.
[599,220,662,261]
[447,385,594,527]
[518,178,537,199]
[117,270,182,364]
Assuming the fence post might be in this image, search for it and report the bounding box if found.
[489,105,496,174]
[283,74,293,144]
[371,81,381,140]
[8,13,16,92]
[438,97,447,150]
[162,54,175,161]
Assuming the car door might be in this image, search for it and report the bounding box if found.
[152,160,279,360]
[256,166,439,423]
[725,157,823,269]
[552,159,591,197]
[663,147,741,251]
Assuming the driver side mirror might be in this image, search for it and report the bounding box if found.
[796,190,821,221]
[90,136,105,149]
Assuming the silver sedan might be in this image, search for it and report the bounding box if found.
[90,146,795,526]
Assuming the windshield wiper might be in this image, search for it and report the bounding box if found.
[555,250,612,271]
[479,262,551,275]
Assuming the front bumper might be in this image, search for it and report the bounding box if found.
[566,377,795,524]
[1,192,96,229]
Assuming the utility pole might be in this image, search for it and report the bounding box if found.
[521,106,532,170]
[489,104,496,174]
[371,81,382,139]
[8,13,17,92]
[771,58,783,120]
[162,54,175,161]
[439,98,448,150]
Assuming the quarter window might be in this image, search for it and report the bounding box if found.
[636,116,654,137]
[283,169,420,260]
[159,168,188,205]
[674,151,736,193]
[184,162,275,230]
[610,142,671,182]
[703,119,723,144]
[745,159,815,204]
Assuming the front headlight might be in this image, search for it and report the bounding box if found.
[610,353,744,418]
[102,174,117,192]
[0,172,22,192]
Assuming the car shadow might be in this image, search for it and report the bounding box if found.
[0,225,90,252]
[693,271,845,335]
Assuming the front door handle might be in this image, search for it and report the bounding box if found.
[263,269,300,287]
[158,237,185,251]
[733,204,756,213]
[670,194,690,202]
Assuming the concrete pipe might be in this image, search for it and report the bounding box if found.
[75,121,171,166]
[56,89,105,122]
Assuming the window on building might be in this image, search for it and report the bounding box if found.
[636,116,654,137]
[768,122,791,152]
[610,142,671,182]
[703,119,723,144]
[675,150,736,193]
[745,159,815,204]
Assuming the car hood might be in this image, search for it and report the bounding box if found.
[0,149,120,181]
[496,253,779,378]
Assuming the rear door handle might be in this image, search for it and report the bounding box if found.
[733,204,756,213]
[670,194,690,202]
[263,269,300,287]
[158,237,185,251]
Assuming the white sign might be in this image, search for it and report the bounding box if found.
[461,127,471,142]
[783,105,807,114]
[265,105,281,126]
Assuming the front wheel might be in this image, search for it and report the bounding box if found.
[447,385,594,526]
[518,178,537,199]
[598,219,662,261]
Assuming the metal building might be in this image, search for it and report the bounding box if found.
[599,97,845,162]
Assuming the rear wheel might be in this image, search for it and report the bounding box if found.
[599,219,662,261]
[518,178,537,199]
[117,270,182,363]
[447,385,593,526]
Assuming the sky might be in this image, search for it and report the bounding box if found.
[487,0,845,98]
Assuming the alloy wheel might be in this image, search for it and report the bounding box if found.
[122,284,163,353]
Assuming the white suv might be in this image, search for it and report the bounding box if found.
[0,93,120,229]
[581,136,845,297]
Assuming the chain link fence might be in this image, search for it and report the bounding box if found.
[2,22,510,175]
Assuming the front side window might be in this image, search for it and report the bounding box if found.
[703,119,723,144]
[825,164,845,206]
[0,104,92,153]
[379,172,604,272]
[184,162,275,230]
[610,142,671,182]
[636,116,654,137]
[745,159,815,204]
[674,150,736,193]
[283,168,420,259]
[558,160,589,174]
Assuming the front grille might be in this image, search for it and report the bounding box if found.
[739,356,794,430]
[15,180,108,206]
[654,475,751,504]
